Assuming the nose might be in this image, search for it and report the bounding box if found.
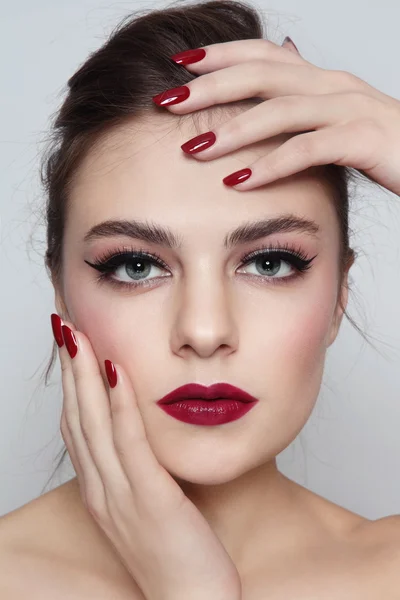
[170,277,239,359]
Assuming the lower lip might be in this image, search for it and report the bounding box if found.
[158,399,258,425]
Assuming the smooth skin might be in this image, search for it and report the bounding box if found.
[1,38,400,600]
[57,320,242,600]
[168,38,400,196]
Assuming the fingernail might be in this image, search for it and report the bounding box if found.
[170,48,206,65]
[223,168,252,187]
[105,360,117,388]
[282,36,299,53]
[152,85,190,107]
[181,131,216,154]
[51,313,64,348]
[62,325,78,359]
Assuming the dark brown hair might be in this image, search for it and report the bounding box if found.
[37,0,375,493]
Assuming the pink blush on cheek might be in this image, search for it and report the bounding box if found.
[284,301,335,374]
[62,294,115,354]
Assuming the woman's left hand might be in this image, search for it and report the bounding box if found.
[152,38,400,196]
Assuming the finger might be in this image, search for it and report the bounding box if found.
[60,403,87,499]
[158,61,334,114]
[52,316,88,498]
[56,321,87,489]
[67,329,176,512]
[59,324,108,509]
[224,120,379,191]
[158,57,383,116]
[181,92,378,161]
[62,327,129,496]
[171,39,308,76]
[51,313,85,488]
[107,361,183,510]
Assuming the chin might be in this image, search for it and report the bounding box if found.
[162,452,259,487]
[171,469,241,487]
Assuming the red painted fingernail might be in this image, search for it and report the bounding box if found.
[170,48,206,65]
[51,313,64,348]
[181,131,216,154]
[62,325,78,359]
[105,360,117,388]
[152,85,190,107]
[223,168,252,187]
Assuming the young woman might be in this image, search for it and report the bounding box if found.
[1,1,400,598]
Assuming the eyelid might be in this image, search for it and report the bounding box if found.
[88,241,312,268]
[85,242,317,290]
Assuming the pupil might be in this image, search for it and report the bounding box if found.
[257,257,280,276]
[124,256,282,281]
[126,259,151,279]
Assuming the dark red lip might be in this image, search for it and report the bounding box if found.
[157,383,258,405]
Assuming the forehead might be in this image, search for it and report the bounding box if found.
[67,109,339,248]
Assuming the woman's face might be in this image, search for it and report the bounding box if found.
[56,110,349,485]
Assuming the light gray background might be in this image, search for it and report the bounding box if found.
[1,0,400,518]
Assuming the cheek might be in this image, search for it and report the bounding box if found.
[238,280,338,456]
[246,276,337,397]
[62,277,129,367]
[64,281,163,389]
[285,291,334,364]
[280,302,331,390]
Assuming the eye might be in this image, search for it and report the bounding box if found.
[237,247,316,283]
[240,252,293,279]
[84,249,170,290]
[106,255,165,284]
[84,244,317,291]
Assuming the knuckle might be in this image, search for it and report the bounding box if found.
[290,134,315,158]
[85,490,106,521]
[60,359,70,374]
[73,368,91,387]
[114,440,129,462]
[332,69,359,86]
[346,91,375,111]
[224,115,246,138]
[275,95,298,110]
[104,482,132,515]
[62,406,79,431]
[351,117,384,142]
[203,71,220,98]
[110,395,125,416]
[249,59,268,82]
[259,38,274,54]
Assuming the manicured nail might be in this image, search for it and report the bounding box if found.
[223,168,252,187]
[51,313,64,348]
[170,48,206,65]
[152,85,190,107]
[62,325,78,359]
[282,36,299,53]
[181,131,216,154]
[105,360,117,388]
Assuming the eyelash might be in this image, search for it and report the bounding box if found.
[84,243,317,292]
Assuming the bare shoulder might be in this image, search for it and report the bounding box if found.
[374,514,400,552]
[357,514,400,588]
[0,483,145,599]
[284,478,400,594]
[359,513,400,550]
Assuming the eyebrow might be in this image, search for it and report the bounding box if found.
[83,214,320,249]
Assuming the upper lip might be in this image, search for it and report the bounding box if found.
[157,383,258,405]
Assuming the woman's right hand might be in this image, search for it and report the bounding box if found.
[51,314,242,600]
